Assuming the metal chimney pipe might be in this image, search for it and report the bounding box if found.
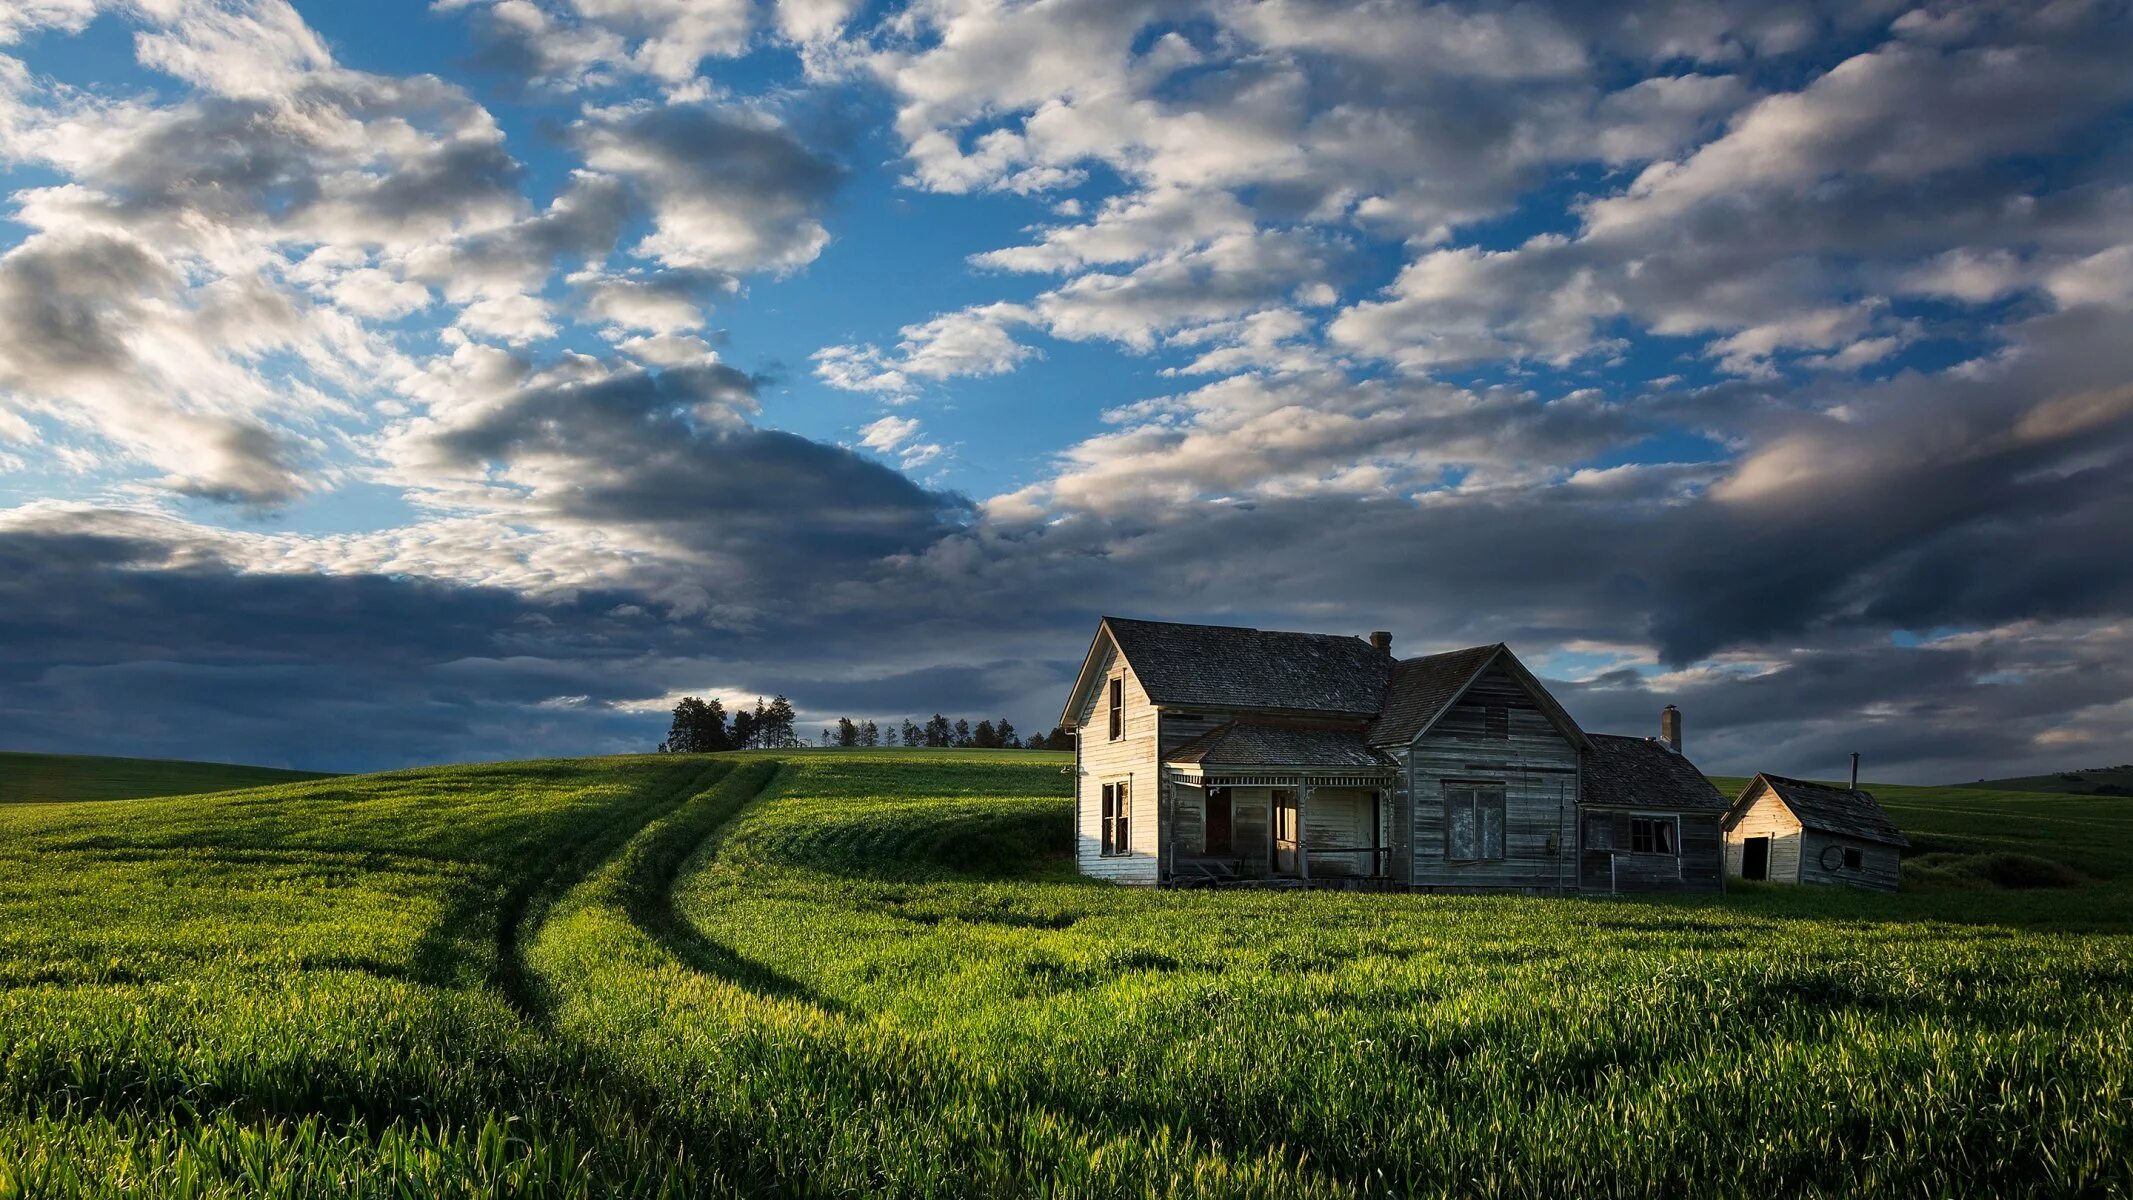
[1850,752,1860,791]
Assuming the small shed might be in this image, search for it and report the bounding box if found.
[1723,773,1910,892]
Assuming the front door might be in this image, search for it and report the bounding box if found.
[1742,836,1770,881]
[1205,787,1233,856]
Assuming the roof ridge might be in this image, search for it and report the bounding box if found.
[1103,615,1369,643]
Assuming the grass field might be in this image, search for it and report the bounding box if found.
[0,750,331,804]
[1,749,2127,1196]
[1960,764,2133,796]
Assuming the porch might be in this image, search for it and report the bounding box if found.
[1164,769,1396,886]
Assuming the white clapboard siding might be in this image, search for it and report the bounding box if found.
[1405,661,1580,893]
[1723,781,1805,883]
[1074,636,1159,884]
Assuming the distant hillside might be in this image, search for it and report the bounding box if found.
[1960,766,2133,797]
[0,750,333,803]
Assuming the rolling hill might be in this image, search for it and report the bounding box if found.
[0,749,2124,1195]
[1959,764,2133,796]
[0,750,332,804]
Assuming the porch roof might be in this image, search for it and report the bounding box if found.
[1166,721,1394,772]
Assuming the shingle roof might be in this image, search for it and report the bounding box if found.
[1363,644,1501,746]
[1166,721,1394,770]
[1752,774,1911,847]
[1581,734,1729,813]
[1103,617,1393,714]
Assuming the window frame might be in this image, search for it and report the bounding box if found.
[1106,676,1124,741]
[1628,813,1680,856]
[1443,780,1508,862]
[1100,779,1131,856]
[1842,846,1863,870]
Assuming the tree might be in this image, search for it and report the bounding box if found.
[924,714,952,748]
[836,717,859,748]
[859,720,879,747]
[729,706,758,750]
[902,718,923,748]
[972,719,999,749]
[997,719,1018,748]
[661,696,730,753]
[881,723,898,747]
[765,695,798,748]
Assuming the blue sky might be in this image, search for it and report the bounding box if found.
[3,0,2133,779]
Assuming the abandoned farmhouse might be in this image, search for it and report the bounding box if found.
[1060,616,1906,894]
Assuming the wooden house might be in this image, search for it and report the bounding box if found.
[1058,616,1728,894]
[1722,774,1910,891]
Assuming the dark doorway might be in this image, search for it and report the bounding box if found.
[1742,836,1771,881]
[1205,788,1233,855]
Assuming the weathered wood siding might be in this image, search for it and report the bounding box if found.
[1303,786,1382,878]
[1073,636,1159,884]
[1405,661,1579,893]
[1577,810,1726,893]
[1723,782,1804,883]
[1798,830,1902,891]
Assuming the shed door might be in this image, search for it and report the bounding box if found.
[1742,836,1770,881]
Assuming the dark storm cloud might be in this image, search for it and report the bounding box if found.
[401,356,971,587]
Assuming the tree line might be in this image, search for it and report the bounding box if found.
[659,696,1074,753]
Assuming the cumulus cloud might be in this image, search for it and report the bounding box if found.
[574,103,843,273]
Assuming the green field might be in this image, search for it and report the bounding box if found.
[1960,765,2133,797]
[1,750,2127,1196]
[0,750,331,804]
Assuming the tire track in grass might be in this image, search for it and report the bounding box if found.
[489,758,732,1012]
[529,760,1339,1198]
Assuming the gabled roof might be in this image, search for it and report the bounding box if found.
[1734,773,1910,847]
[1581,734,1728,812]
[1061,616,1392,727]
[1364,643,1590,751]
[1166,721,1393,771]
[1364,644,1499,746]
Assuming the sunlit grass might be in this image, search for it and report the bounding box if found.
[0,750,2126,1195]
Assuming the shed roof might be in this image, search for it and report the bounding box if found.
[1080,617,1393,719]
[1581,734,1728,812]
[1166,721,1393,771]
[1740,774,1910,847]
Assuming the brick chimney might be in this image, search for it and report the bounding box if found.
[1370,630,1393,655]
[1660,704,1682,754]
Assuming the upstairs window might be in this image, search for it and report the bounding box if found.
[1445,783,1507,861]
[1629,814,1679,855]
[1101,781,1130,856]
[1483,705,1510,739]
[1107,676,1124,741]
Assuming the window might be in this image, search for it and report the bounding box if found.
[1843,847,1863,870]
[1629,814,1679,855]
[1107,677,1124,741]
[1483,705,1509,740]
[1445,783,1507,861]
[1101,780,1130,856]
[1584,812,1614,850]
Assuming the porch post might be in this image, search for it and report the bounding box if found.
[1266,785,1277,872]
[1297,778,1312,883]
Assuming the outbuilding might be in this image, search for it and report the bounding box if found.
[1723,773,1910,892]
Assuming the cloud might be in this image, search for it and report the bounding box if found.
[814,303,1036,396]
[574,102,843,273]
